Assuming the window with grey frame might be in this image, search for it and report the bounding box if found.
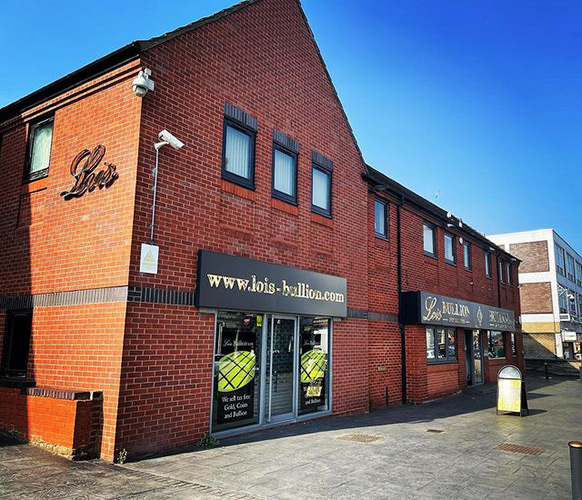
[498,259,505,283]
[311,153,332,217]
[374,198,388,239]
[444,232,456,264]
[426,326,457,362]
[566,253,576,283]
[423,222,436,257]
[463,241,471,270]
[555,244,566,276]
[221,117,256,189]
[507,262,513,285]
[25,116,54,182]
[576,261,582,287]
[272,143,297,204]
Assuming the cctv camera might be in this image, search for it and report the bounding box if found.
[158,130,185,150]
[132,69,155,98]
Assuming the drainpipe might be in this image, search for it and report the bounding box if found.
[397,195,407,404]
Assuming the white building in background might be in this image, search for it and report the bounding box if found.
[488,229,582,362]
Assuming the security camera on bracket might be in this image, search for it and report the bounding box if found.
[132,68,155,97]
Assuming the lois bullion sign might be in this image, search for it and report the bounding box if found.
[195,251,347,317]
[401,291,515,331]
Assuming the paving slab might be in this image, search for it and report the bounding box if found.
[1,374,580,499]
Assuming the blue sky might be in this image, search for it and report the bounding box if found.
[2,0,580,248]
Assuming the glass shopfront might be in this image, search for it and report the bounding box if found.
[211,311,331,435]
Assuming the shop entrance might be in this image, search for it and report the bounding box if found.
[465,330,484,386]
[265,316,297,423]
[211,312,331,436]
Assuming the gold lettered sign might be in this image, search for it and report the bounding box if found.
[496,365,529,416]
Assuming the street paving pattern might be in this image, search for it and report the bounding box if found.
[1,374,580,499]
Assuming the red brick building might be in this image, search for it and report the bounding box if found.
[0,0,523,461]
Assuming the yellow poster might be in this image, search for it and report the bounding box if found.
[497,378,521,413]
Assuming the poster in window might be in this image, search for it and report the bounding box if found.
[215,313,260,428]
[299,318,329,414]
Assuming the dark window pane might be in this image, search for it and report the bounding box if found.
[437,328,446,359]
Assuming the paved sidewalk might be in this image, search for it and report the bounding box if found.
[1,374,580,499]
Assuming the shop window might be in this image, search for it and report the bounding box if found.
[423,222,436,257]
[272,144,297,204]
[444,233,456,264]
[566,253,576,283]
[374,198,388,239]
[487,331,506,359]
[555,245,565,276]
[463,241,472,270]
[298,317,330,415]
[311,164,331,217]
[426,326,457,363]
[485,252,492,278]
[3,311,32,378]
[25,116,53,182]
[212,311,262,433]
[511,333,517,356]
[221,118,256,189]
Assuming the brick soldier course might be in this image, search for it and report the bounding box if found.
[0,0,523,461]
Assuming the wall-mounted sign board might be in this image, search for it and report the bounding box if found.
[496,365,529,417]
[401,291,516,331]
[195,250,347,317]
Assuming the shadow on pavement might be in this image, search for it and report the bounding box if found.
[132,373,570,462]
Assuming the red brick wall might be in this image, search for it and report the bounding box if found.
[115,0,371,457]
[0,61,142,461]
[0,387,98,458]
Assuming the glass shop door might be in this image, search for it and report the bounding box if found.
[264,316,298,423]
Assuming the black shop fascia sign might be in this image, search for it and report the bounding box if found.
[401,291,516,331]
[195,250,348,317]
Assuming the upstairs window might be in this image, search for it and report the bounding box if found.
[311,151,332,217]
[272,146,297,204]
[374,199,388,238]
[555,245,565,276]
[485,252,492,278]
[576,261,582,287]
[566,253,576,283]
[444,233,456,264]
[26,117,53,181]
[507,262,513,285]
[498,259,505,283]
[221,104,258,189]
[272,130,299,205]
[463,242,472,270]
[423,223,436,257]
[559,292,568,314]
